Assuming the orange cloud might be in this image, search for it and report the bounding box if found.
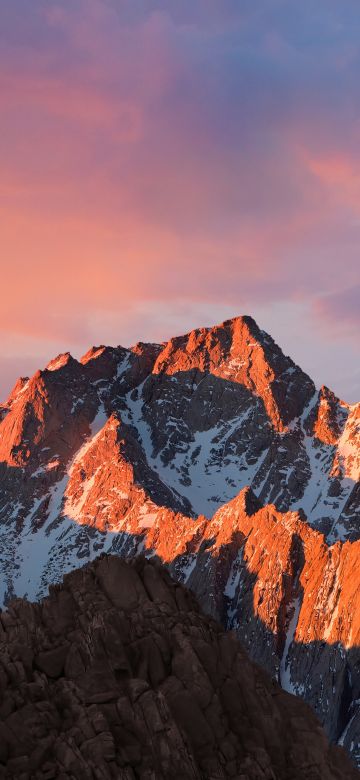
[305,152,360,215]
[0,0,359,403]
[0,74,143,142]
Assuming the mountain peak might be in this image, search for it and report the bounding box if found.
[0,314,359,766]
[220,312,262,332]
[152,314,315,430]
[46,352,74,372]
[80,345,108,364]
[225,484,263,516]
[4,375,30,407]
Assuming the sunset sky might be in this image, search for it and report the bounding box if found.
[1,0,359,402]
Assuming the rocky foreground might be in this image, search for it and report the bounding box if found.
[0,555,357,780]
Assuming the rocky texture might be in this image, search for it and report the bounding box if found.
[0,315,359,763]
[0,554,357,780]
[0,317,358,540]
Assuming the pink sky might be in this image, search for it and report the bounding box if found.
[0,0,359,402]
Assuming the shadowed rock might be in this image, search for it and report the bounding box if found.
[0,555,357,779]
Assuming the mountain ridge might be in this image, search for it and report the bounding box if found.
[0,314,359,763]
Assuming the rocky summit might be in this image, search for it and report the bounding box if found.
[0,554,357,780]
[0,315,359,764]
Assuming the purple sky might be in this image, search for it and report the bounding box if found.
[0,0,359,402]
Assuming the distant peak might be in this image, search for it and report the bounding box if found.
[5,376,30,406]
[318,384,342,404]
[131,341,164,353]
[311,384,348,445]
[46,352,74,372]
[80,346,107,365]
[220,314,259,330]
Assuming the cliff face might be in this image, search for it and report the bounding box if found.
[0,555,356,780]
[0,315,359,763]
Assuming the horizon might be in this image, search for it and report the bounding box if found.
[0,1,359,402]
[2,307,358,406]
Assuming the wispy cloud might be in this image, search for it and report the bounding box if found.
[0,0,359,400]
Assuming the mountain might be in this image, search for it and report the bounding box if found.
[0,554,356,779]
[0,315,359,762]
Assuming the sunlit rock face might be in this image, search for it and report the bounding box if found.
[0,554,357,780]
[0,315,359,762]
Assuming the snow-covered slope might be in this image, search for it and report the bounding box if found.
[0,314,359,763]
[0,315,358,595]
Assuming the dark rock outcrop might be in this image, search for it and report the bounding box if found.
[0,554,356,780]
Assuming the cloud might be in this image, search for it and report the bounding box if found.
[314,287,360,334]
[0,0,359,400]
